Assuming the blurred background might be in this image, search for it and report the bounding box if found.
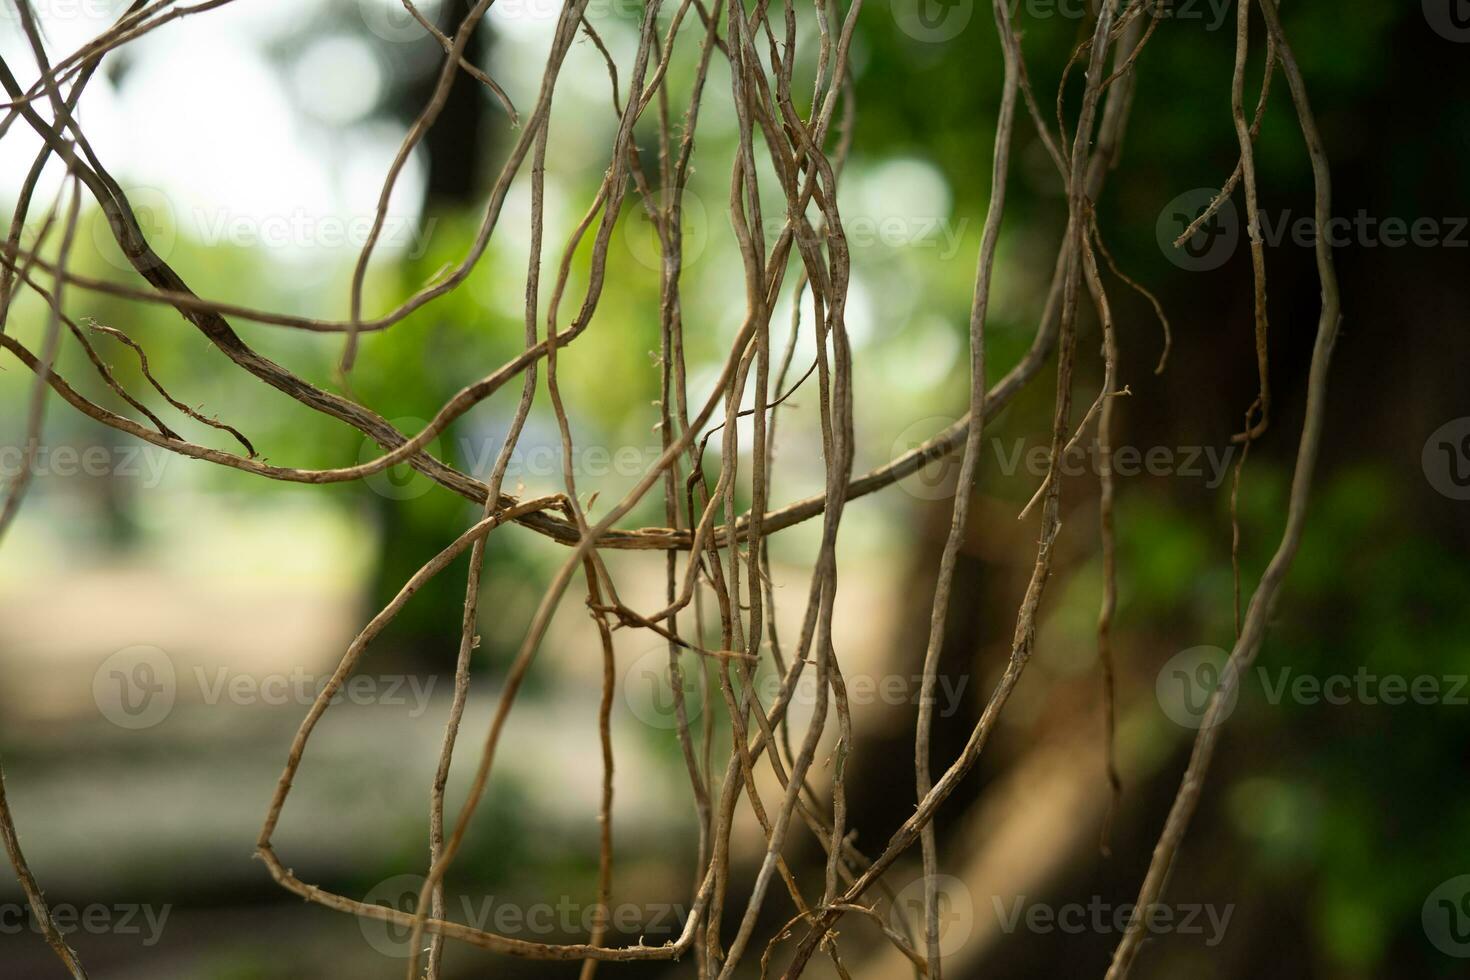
[1,0,1468,976]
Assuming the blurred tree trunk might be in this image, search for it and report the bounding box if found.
[368,0,497,667]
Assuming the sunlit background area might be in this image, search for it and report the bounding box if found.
[2,0,1469,977]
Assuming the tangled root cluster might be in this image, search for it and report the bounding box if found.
[0,0,1340,977]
